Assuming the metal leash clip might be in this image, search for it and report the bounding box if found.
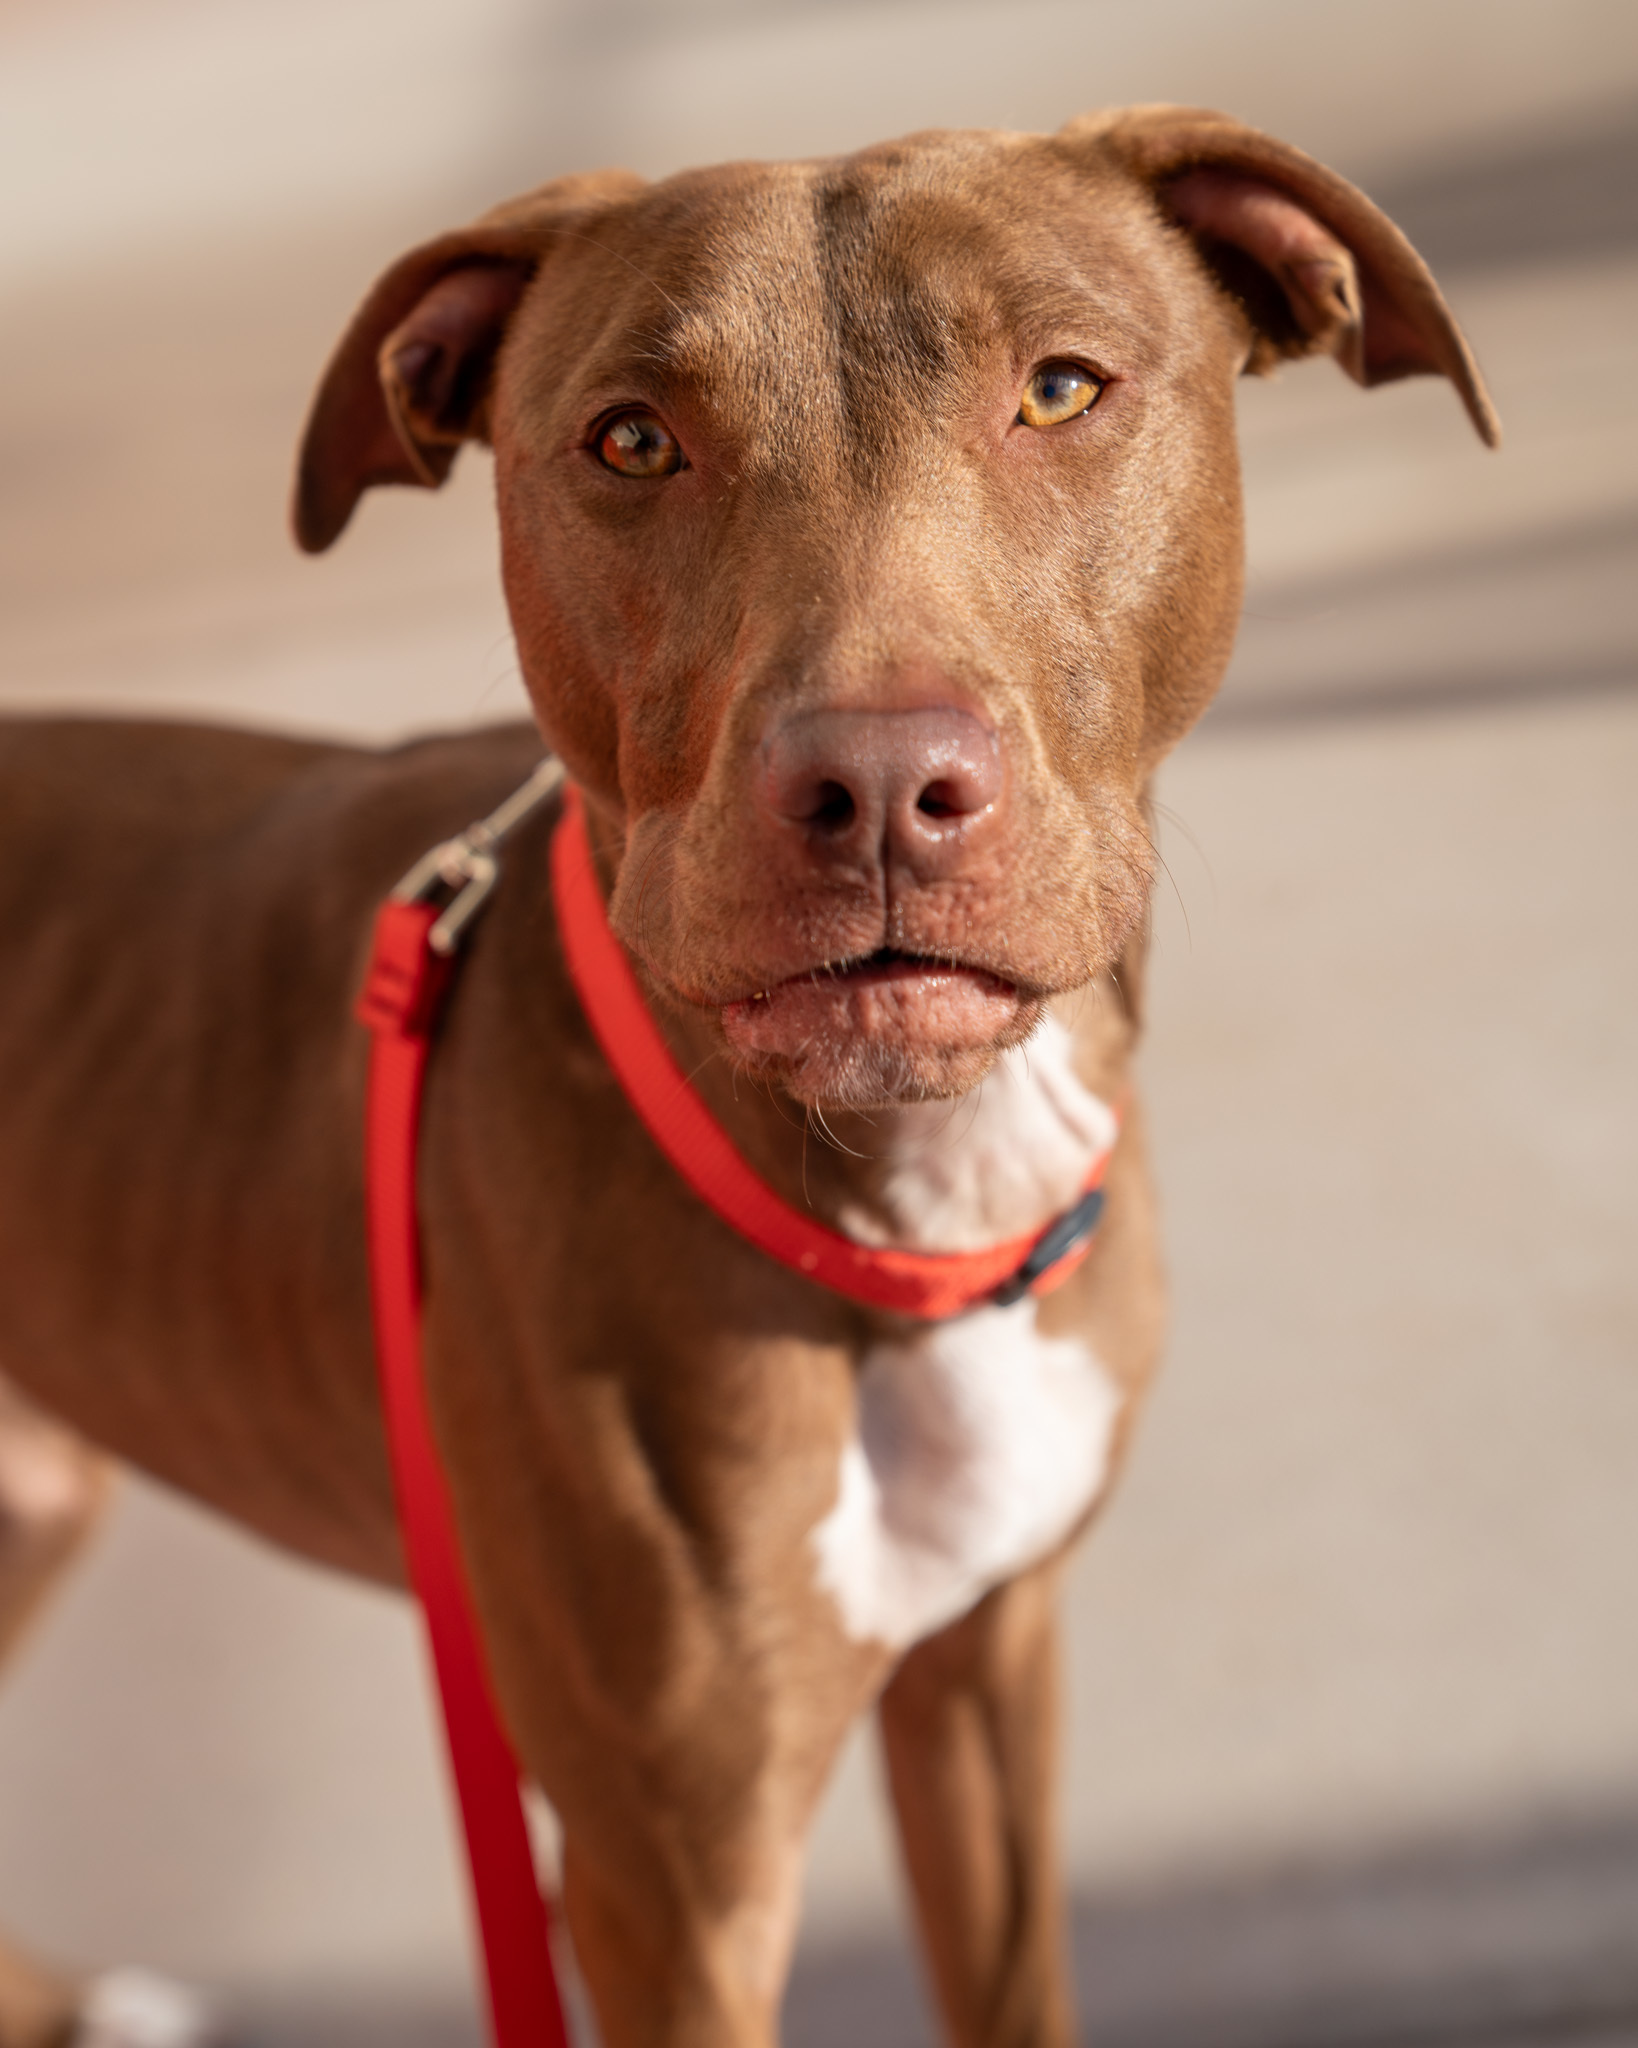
[389,756,567,956]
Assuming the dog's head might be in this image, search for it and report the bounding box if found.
[296,108,1495,1111]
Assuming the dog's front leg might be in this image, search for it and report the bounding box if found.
[534,1644,877,2048]
[558,1817,802,2048]
[878,1563,1073,2048]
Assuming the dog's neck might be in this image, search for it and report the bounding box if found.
[826,1014,1118,1251]
[654,979,1130,1258]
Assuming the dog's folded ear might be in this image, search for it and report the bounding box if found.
[1062,105,1500,447]
[293,170,645,553]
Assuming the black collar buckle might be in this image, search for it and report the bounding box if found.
[991,1185,1106,1307]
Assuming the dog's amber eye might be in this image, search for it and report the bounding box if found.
[1018,363,1102,428]
[595,410,683,478]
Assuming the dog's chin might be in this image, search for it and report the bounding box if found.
[718,956,1040,1111]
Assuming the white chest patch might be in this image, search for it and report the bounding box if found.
[811,1300,1120,1649]
[811,1015,1122,1650]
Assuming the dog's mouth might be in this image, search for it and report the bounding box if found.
[719,948,1025,1066]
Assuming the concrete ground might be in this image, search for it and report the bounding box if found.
[0,2,1634,2041]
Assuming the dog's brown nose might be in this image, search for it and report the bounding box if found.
[760,707,1003,875]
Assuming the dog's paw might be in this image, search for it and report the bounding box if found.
[72,1970,226,2048]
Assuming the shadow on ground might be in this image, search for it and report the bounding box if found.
[232,1810,1638,2048]
[786,1811,1638,2048]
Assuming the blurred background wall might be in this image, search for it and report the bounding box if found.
[0,2,1634,2042]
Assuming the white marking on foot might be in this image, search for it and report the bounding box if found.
[74,1970,224,2048]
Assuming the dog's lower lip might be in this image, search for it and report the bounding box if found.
[740,952,1016,1002]
[718,951,1023,1063]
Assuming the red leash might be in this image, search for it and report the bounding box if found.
[355,763,571,2048]
[354,761,1114,2047]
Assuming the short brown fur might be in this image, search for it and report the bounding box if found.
[0,108,1492,2048]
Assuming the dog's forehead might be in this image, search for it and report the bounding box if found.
[537,134,1175,403]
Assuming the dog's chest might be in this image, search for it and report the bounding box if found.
[811,1302,1119,1648]
[811,1021,1121,1650]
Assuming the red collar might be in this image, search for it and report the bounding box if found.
[550,783,1112,1321]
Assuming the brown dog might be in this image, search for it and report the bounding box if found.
[0,106,1494,2048]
